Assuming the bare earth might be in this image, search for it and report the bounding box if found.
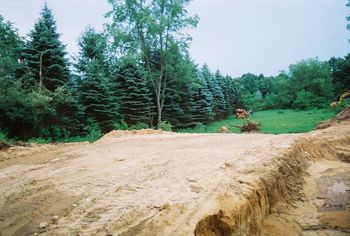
[0,123,349,236]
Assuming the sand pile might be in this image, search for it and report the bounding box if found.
[97,128,170,143]
[0,118,349,235]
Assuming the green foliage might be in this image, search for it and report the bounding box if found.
[115,57,151,125]
[106,0,198,127]
[129,123,150,130]
[28,137,52,144]
[201,65,227,119]
[289,59,334,109]
[114,120,129,131]
[191,77,214,124]
[18,4,70,91]
[329,54,350,95]
[158,121,173,131]
[0,4,347,143]
[76,28,117,133]
[86,119,102,142]
[0,15,22,79]
[180,109,335,134]
[0,131,12,147]
[235,59,335,111]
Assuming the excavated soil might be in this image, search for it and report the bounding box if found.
[0,123,349,235]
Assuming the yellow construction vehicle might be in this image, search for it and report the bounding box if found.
[330,91,350,109]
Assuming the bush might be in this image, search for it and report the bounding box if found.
[114,120,129,130]
[86,119,102,142]
[0,131,11,149]
[158,121,173,131]
[129,122,149,130]
[28,137,52,144]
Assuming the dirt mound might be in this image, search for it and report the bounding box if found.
[97,129,169,142]
[0,123,349,235]
[316,105,350,129]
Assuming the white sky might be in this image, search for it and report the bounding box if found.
[1,0,349,77]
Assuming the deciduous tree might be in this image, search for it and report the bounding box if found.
[106,0,198,128]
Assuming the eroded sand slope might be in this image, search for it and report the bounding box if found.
[0,123,349,236]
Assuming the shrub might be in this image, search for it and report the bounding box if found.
[28,137,52,144]
[86,119,102,142]
[158,121,173,131]
[114,120,129,130]
[129,122,149,130]
[0,131,11,149]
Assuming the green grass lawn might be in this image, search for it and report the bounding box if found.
[178,109,336,134]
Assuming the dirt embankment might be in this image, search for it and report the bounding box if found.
[0,123,349,235]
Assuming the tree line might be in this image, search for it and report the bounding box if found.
[0,0,349,141]
[235,56,350,111]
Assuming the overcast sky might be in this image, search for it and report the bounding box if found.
[1,0,349,77]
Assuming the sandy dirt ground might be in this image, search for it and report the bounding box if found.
[0,124,349,236]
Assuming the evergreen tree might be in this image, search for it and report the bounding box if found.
[0,15,22,79]
[106,0,198,128]
[79,63,117,133]
[219,75,239,114]
[76,28,117,133]
[201,65,227,120]
[19,4,70,91]
[215,70,231,116]
[162,52,196,128]
[192,75,213,124]
[162,78,183,127]
[116,57,151,125]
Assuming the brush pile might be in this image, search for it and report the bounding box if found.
[237,120,261,133]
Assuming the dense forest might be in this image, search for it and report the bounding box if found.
[0,0,349,141]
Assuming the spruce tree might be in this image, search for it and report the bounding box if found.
[192,76,213,124]
[162,78,182,127]
[201,65,227,120]
[76,28,117,133]
[79,63,116,133]
[0,15,22,79]
[215,70,231,116]
[221,75,240,114]
[19,4,70,91]
[116,57,151,125]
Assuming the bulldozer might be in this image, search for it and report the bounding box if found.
[330,91,350,109]
[236,109,250,119]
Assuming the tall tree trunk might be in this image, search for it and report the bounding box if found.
[156,95,162,129]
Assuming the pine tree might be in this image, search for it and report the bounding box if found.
[0,15,22,79]
[221,75,240,114]
[192,76,213,124]
[19,3,70,91]
[215,70,231,116]
[115,57,151,125]
[79,63,117,133]
[177,84,197,128]
[201,65,227,120]
[162,78,183,127]
[76,28,117,133]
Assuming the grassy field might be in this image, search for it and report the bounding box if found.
[178,109,336,134]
